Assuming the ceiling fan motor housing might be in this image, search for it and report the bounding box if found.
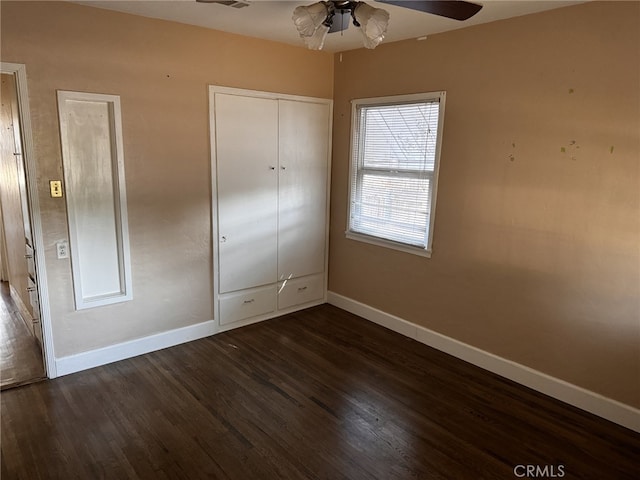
[322,1,362,28]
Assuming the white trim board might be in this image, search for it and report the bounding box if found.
[55,320,216,377]
[327,291,640,433]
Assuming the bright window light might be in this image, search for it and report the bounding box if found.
[347,92,446,257]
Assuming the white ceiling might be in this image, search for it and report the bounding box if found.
[76,0,583,52]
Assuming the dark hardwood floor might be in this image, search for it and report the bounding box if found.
[0,281,45,390]
[1,304,638,479]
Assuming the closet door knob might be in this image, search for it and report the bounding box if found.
[269,166,275,170]
[280,166,286,170]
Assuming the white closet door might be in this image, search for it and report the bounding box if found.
[278,100,330,280]
[215,93,278,293]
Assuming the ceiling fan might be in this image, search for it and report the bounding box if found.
[197,1,483,51]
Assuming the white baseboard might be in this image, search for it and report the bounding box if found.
[55,320,216,377]
[327,291,640,433]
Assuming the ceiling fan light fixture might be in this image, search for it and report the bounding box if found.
[292,3,331,50]
[353,2,389,49]
[306,23,331,50]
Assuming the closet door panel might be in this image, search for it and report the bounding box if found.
[215,93,278,293]
[278,100,330,280]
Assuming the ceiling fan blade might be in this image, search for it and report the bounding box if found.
[196,0,250,8]
[376,1,482,21]
[329,10,351,33]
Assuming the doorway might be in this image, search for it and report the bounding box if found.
[0,67,49,388]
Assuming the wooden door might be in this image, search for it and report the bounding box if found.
[215,93,279,293]
[0,73,37,326]
[277,100,330,280]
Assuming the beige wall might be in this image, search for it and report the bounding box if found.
[0,1,333,357]
[330,1,639,407]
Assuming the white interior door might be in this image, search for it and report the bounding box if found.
[278,100,330,280]
[215,93,278,293]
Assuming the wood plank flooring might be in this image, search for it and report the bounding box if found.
[0,281,45,390]
[1,304,638,479]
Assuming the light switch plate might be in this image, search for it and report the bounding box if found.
[50,180,63,198]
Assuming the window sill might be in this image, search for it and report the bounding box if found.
[345,231,432,258]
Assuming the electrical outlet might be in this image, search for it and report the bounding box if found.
[56,240,69,259]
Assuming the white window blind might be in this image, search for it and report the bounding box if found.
[347,92,445,256]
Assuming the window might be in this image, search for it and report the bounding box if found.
[347,92,446,257]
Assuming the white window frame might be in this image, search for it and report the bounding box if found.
[346,91,446,257]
